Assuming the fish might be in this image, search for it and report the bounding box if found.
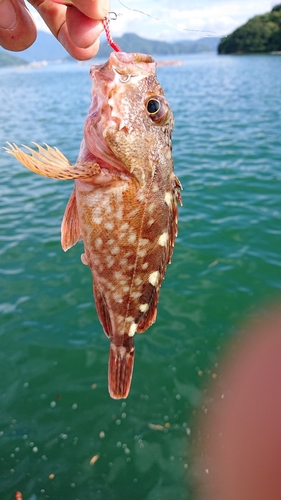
[5,51,182,399]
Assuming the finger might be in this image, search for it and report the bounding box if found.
[0,0,37,51]
[29,0,100,59]
[66,6,103,49]
[71,0,110,21]
[59,19,101,59]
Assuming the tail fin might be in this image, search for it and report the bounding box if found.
[108,337,135,399]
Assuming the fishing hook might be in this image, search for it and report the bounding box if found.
[112,67,131,83]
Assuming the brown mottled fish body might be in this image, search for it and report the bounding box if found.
[6,52,182,399]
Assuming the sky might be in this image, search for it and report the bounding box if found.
[28,0,280,41]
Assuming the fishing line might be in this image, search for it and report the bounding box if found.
[116,0,219,37]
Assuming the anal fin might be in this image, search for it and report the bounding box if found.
[108,338,135,399]
[5,142,101,180]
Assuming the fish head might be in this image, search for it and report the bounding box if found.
[85,52,174,186]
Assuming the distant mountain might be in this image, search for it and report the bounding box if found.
[0,52,27,67]
[97,33,220,58]
[0,30,220,65]
[218,4,281,54]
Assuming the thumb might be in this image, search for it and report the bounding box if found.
[0,0,37,51]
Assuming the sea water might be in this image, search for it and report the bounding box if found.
[0,53,281,499]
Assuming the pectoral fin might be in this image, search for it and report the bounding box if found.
[5,142,101,180]
[61,188,83,251]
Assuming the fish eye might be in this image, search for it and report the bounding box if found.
[147,98,161,115]
[146,96,169,123]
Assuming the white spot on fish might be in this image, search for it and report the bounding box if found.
[137,191,146,202]
[87,192,103,207]
[131,291,141,300]
[119,278,129,286]
[139,238,149,246]
[113,291,123,303]
[134,276,142,286]
[164,192,172,208]
[123,286,130,293]
[149,271,160,287]
[115,206,123,219]
[128,232,137,244]
[138,248,147,258]
[95,237,103,248]
[106,282,115,290]
[152,184,159,192]
[158,232,169,247]
[128,323,137,337]
[93,257,101,267]
[105,255,114,268]
[120,222,129,232]
[120,258,128,267]
[128,209,138,218]
[110,246,120,255]
[105,221,114,231]
[142,262,149,270]
[148,218,155,226]
[139,303,149,313]
[93,216,102,224]
[126,316,134,323]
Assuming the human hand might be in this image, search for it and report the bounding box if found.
[0,0,110,60]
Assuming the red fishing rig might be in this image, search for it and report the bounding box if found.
[102,16,122,52]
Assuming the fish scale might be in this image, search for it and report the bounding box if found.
[77,177,166,330]
[6,51,182,399]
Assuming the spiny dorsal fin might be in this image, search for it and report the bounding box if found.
[5,142,101,180]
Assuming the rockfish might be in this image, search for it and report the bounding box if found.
[6,52,182,399]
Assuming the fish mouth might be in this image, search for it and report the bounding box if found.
[112,52,155,65]
[90,52,156,86]
[84,52,158,173]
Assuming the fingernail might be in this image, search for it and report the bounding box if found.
[0,0,17,29]
[51,0,74,5]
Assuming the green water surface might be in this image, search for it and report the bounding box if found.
[0,54,281,499]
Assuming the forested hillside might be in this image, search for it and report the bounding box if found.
[218,4,281,54]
